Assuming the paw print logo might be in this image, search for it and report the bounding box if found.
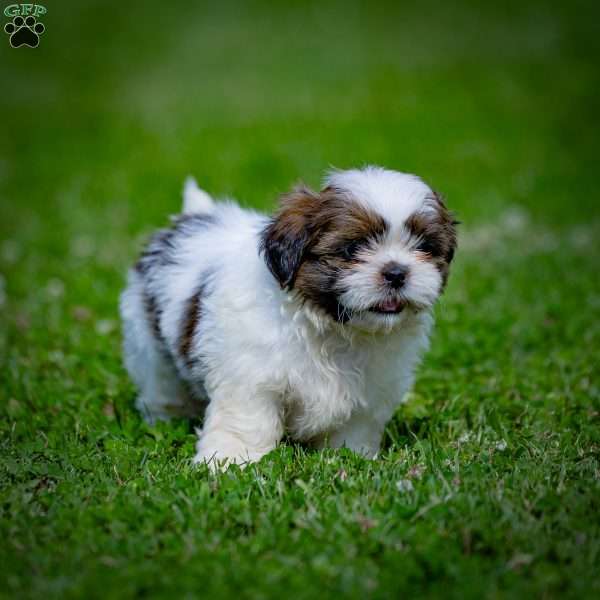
[4,15,45,48]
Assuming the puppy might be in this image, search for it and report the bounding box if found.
[120,167,457,468]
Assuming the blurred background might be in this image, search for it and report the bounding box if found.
[1,0,599,596]
[2,0,598,367]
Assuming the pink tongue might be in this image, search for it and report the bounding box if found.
[380,298,402,312]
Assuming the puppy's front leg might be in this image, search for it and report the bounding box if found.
[321,410,386,459]
[193,387,284,470]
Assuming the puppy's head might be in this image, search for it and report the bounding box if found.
[260,167,457,330]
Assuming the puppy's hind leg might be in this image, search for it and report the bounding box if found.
[120,272,194,423]
[194,385,284,470]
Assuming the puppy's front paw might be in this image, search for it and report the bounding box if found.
[193,433,265,472]
[192,450,245,472]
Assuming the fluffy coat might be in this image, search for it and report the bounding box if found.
[120,167,456,468]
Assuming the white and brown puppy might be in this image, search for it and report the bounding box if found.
[120,167,457,468]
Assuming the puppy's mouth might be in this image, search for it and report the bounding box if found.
[368,298,406,314]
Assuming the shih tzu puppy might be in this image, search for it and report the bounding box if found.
[120,166,457,468]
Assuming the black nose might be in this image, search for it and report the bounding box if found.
[382,262,409,289]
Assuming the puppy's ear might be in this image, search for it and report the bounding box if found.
[432,191,459,263]
[260,185,321,289]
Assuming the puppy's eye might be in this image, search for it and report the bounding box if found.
[415,238,438,256]
[340,240,365,260]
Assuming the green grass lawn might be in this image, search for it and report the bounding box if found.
[1,0,599,597]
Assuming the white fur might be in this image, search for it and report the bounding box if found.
[326,166,436,230]
[120,168,443,470]
[182,176,215,215]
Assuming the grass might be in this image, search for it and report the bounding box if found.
[1,0,599,597]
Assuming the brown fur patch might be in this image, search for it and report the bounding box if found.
[406,192,458,287]
[293,188,389,320]
[260,185,322,289]
[310,187,388,255]
[179,288,203,366]
[261,185,389,320]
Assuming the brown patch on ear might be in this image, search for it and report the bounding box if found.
[260,185,321,289]
[262,184,391,321]
[407,191,458,288]
[431,192,458,266]
[293,189,389,321]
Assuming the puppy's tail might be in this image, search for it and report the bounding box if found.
[182,176,215,215]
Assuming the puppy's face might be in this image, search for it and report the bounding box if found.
[261,168,457,330]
